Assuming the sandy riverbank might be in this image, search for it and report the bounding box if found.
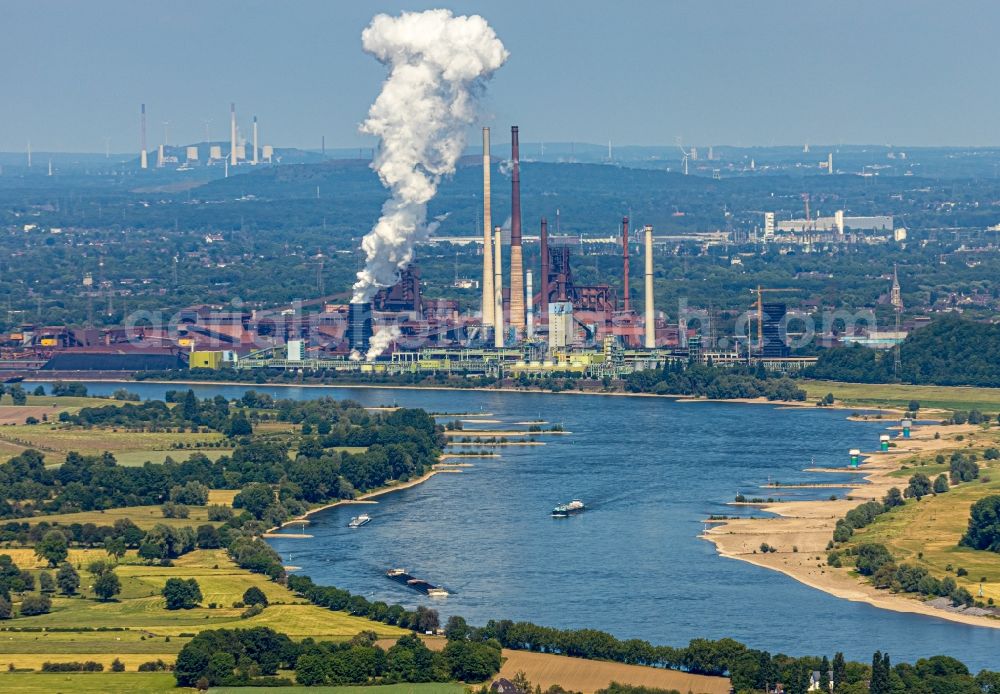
[268,465,462,533]
[702,422,1000,629]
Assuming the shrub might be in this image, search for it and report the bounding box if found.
[20,594,52,616]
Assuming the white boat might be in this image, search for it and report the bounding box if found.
[348,513,371,528]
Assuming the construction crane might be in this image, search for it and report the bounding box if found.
[752,286,795,351]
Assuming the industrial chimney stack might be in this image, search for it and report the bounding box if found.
[230,103,238,167]
[526,270,534,339]
[252,116,259,165]
[622,216,630,312]
[139,104,148,170]
[493,226,504,348]
[481,127,494,327]
[644,225,655,348]
[539,218,549,324]
[508,126,525,331]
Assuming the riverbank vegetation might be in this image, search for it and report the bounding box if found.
[831,427,1000,611]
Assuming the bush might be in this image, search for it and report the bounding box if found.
[20,594,52,616]
[41,661,103,672]
[111,658,125,672]
[855,543,894,576]
[240,603,264,619]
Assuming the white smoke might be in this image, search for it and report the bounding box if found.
[366,325,402,361]
[352,9,508,307]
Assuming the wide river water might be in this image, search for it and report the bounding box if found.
[63,382,1000,669]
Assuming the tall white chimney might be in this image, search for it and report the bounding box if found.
[252,115,259,165]
[230,102,238,166]
[525,270,534,339]
[644,225,655,348]
[482,127,494,326]
[139,104,147,170]
[493,226,504,348]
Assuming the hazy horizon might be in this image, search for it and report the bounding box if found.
[4,0,1000,152]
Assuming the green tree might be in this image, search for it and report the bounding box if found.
[819,655,831,692]
[181,390,199,421]
[870,651,890,694]
[883,487,904,508]
[206,651,236,686]
[242,586,268,607]
[163,577,202,610]
[38,571,54,593]
[226,411,253,438]
[35,530,69,567]
[905,473,932,500]
[93,571,122,601]
[233,483,274,520]
[908,400,920,412]
[56,563,80,595]
[105,537,127,560]
[933,474,950,494]
[295,653,328,686]
[960,495,1000,552]
[832,651,846,690]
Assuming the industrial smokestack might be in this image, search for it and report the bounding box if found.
[526,270,534,339]
[139,104,147,170]
[644,225,655,348]
[230,102,238,166]
[481,127,494,326]
[622,216,630,312]
[508,126,525,330]
[539,218,549,323]
[252,116,259,165]
[493,226,504,348]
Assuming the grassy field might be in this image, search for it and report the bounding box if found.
[0,672,181,693]
[0,549,405,671]
[852,444,1000,603]
[803,380,1000,414]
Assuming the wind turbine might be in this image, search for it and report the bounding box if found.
[675,136,693,175]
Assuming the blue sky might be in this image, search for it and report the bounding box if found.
[2,0,998,152]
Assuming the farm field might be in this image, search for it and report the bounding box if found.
[498,649,730,694]
[0,672,182,693]
[803,380,1000,414]
[0,549,406,672]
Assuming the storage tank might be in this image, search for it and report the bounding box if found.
[879,434,891,452]
[849,449,861,467]
[901,419,912,438]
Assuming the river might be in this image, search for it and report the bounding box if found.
[61,382,1000,670]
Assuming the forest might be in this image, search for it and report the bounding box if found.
[807,315,1000,387]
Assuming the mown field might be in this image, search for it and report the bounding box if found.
[21,490,239,530]
[803,380,1000,414]
[0,548,406,673]
[0,672,181,693]
[851,430,1000,604]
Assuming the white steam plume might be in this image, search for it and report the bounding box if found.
[352,9,508,306]
[365,325,402,361]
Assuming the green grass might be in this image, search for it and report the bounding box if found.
[0,549,406,670]
[850,458,1000,603]
[111,449,230,467]
[804,380,1000,414]
[210,684,467,694]
[0,672,181,693]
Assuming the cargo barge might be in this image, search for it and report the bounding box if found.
[385,568,449,597]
